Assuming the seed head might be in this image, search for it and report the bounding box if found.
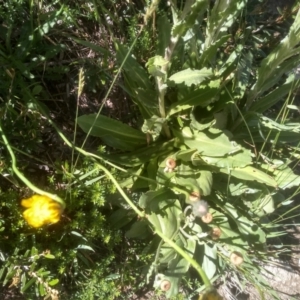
[192,200,209,217]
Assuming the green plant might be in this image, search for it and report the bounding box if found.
[77,0,300,298]
[1,0,300,299]
[0,246,59,299]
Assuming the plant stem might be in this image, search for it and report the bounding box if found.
[155,228,212,288]
[0,123,66,209]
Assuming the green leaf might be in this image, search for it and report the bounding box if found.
[259,115,300,133]
[126,220,150,239]
[180,128,242,157]
[223,203,266,244]
[149,200,182,239]
[39,282,46,296]
[167,80,220,117]
[77,114,146,151]
[21,277,36,293]
[273,166,300,189]
[76,245,95,252]
[233,50,253,100]
[228,182,261,196]
[199,148,253,168]
[108,208,134,229]
[48,279,59,286]
[141,115,165,141]
[176,149,198,161]
[169,238,196,275]
[157,14,172,56]
[196,170,213,196]
[199,34,231,65]
[44,254,55,259]
[116,43,157,118]
[102,139,175,167]
[168,68,213,87]
[204,0,246,53]
[250,78,300,113]
[248,9,300,101]
[139,189,177,212]
[202,244,217,280]
[172,0,208,37]
[221,165,277,187]
[146,55,168,76]
[116,43,152,91]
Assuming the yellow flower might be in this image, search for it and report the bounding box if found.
[21,195,62,228]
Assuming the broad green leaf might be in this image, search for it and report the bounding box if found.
[259,115,300,133]
[200,148,253,168]
[176,149,197,161]
[218,224,246,247]
[139,189,177,212]
[176,176,200,194]
[190,114,215,131]
[77,114,146,151]
[258,194,275,215]
[229,182,261,196]
[102,139,175,167]
[222,203,266,244]
[273,166,300,189]
[221,166,277,187]
[167,80,220,117]
[142,115,165,141]
[168,68,213,87]
[116,43,157,118]
[160,235,196,298]
[134,88,158,109]
[196,170,213,196]
[202,244,217,280]
[181,128,242,157]
[168,237,196,275]
[126,220,150,239]
[149,200,181,239]
[116,43,152,90]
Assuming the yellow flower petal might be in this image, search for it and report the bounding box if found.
[21,195,62,228]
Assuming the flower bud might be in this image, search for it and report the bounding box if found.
[160,279,171,291]
[210,228,222,240]
[189,191,200,202]
[230,251,243,266]
[166,158,176,169]
[164,158,177,173]
[201,212,213,223]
